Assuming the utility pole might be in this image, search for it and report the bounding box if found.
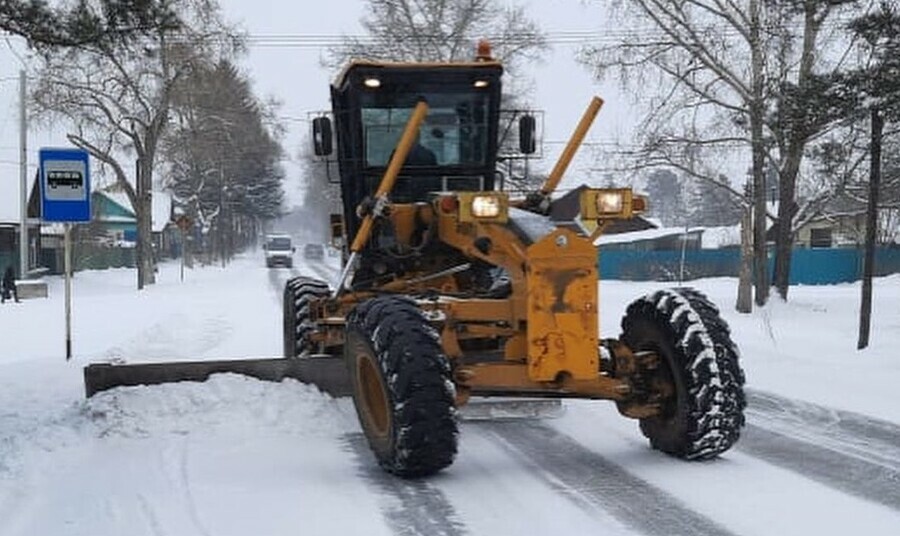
[19,70,28,279]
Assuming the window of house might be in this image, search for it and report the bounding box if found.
[810,227,833,248]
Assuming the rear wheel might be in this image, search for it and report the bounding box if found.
[283,276,330,358]
[621,287,746,460]
[345,296,458,477]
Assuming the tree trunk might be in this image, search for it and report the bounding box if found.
[858,108,883,350]
[773,3,821,301]
[135,159,145,290]
[751,118,769,307]
[773,157,799,300]
[737,195,753,313]
[750,0,769,307]
[136,157,156,289]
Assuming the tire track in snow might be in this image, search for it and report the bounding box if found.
[738,390,900,510]
[739,424,900,511]
[343,434,468,536]
[136,494,167,536]
[479,421,736,536]
[746,390,900,470]
[174,438,213,536]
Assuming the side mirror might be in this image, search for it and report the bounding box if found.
[312,117,333,156]
[519,115,536,155]
[292,247,296,253]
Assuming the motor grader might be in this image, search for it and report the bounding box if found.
[84,44,746,478]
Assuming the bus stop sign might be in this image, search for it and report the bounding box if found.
[39,147,91,222]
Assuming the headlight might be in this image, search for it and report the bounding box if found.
[597,192,624,214]
[455,192,509,223]
[580,188,639,220]
[472,195,501,218]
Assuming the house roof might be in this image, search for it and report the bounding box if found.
[95,189,173,232]
[701,225,742,249]
[97,190,133,215]
[595,226,704,246]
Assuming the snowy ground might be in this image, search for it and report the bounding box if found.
[1,250,899,535]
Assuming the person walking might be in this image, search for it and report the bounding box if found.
[2,266,19,303]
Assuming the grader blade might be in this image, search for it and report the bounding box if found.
[83,356,352,398]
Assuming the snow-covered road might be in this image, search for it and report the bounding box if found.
[2,251,899,535]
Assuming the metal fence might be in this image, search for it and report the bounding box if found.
[599,247,900,285]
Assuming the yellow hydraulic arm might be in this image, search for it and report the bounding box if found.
[538,96,604,197]
[333,100,430,296]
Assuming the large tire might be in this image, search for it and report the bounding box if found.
[621,287,746,460]
[283,276,330,358]
[345,296,458,477]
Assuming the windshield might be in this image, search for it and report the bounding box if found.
[267,237,291,250]
[361,91,489,168]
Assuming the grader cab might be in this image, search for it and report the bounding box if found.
[84,44,746,478]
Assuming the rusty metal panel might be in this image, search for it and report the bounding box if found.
[526,229,598,382]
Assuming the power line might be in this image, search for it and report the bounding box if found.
[234,17,861,49]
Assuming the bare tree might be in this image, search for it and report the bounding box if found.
[581,0,856,307]
[326,0,544,75]
[31,0,240,289]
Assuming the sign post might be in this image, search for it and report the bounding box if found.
[175,215,192,282]
[39,148,91,361]
[64,224,73,359]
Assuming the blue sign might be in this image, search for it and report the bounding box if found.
[39,148,91,222]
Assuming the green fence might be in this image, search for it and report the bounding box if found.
[599,247,900,285]
[74,245,136,271]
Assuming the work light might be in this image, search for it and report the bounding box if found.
[471,195,502,218]
[596,192,624,214]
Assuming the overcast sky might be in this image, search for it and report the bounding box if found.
[217,0,633,205]
[1,0,633,217]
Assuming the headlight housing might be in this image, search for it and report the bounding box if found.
[580,188,646,220]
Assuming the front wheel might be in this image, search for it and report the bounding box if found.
[345,296,458,477]
[620,287,746,460]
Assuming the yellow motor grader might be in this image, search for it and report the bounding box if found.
[84,44,746,478]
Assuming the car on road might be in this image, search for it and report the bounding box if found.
[264,234,294,268]
[303,243,325,261]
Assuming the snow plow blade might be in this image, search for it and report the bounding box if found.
[83,358,562,419]
[83,356,352,398]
